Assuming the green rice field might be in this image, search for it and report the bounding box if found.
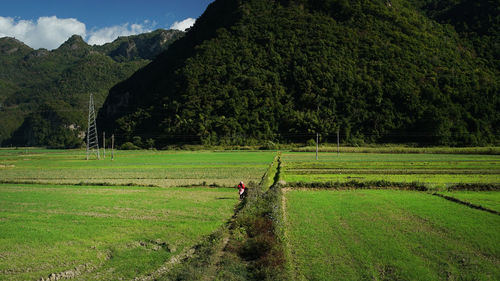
[281,152,500,189]
[0,184,238,280]
[283,189,500,281]
[0,149,276,280]
[0,149,275,187]
[1,148,499,280]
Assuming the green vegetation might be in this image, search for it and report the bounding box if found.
[0,184,237,280]
[152,155,286,281]
[0,29,182,147]
[215,185,286,280]
[412,0,499,69]
[284,189,500,280]
[94,29,184,61]
[285,174,499,187]
[437,191,500,213]
[291,145,500,154]
[98,0,499,147]
[281,150,500,280]
[0,149,275,187]
[281,152,500,189]
[0,149,278,280]
[1,148,499,280]
[195,156,285,280]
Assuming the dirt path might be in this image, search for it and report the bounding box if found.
[38,263,96,281]
[199,231,230,281]
[132,247,196,281]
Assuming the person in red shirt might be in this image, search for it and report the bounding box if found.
[237,181,246,199]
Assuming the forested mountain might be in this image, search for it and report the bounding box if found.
[0,29,182,147]
[97,0,499,147]
[412,0,499,69]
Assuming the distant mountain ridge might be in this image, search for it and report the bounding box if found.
[97,0,499,147]
[0,29,183,147]
[96,29,183,61]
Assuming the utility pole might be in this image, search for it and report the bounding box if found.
[103,132,106,159]
[316,132,319,160]
[111,134,114,161]
[316,99,320,161]
[337,127,340,156]
[86,93,100,160]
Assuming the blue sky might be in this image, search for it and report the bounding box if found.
[0,0,214,49]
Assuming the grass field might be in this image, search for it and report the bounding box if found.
[0,149,275,187]
[436,191,500,213]
[0,149,277,280]
[1,148,499,280]
[0,183,238,280]
[284,189,500,281]
[281,152,500,189]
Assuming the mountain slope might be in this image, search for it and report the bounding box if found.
[95,29,184,61]
[97,0,499,146]
[412,0,499,68]
[0,29,182,147]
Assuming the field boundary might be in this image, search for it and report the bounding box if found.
[259,153,280,190]
[38,262,96,281]
[133,245,197,280]
[151,211,239,280]
[212,154,287,279]
[0,180,160,188]
[285,180,428,191]
[433,193,500,216]
[0,180,234,189]
[447,183,500,191]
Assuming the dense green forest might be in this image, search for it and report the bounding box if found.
[413,0,499,69]
[0,29,182,147]
[97,0,499,147]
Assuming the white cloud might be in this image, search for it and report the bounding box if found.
[0,16,86,50]
[170,18,196,31]
[0,16,156,49]
[87,23,152,45]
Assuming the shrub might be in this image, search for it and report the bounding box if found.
[119,142,140,150]
[305,139,316,147]
[259,141,278,150]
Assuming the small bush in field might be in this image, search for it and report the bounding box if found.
[119,142,140,150]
